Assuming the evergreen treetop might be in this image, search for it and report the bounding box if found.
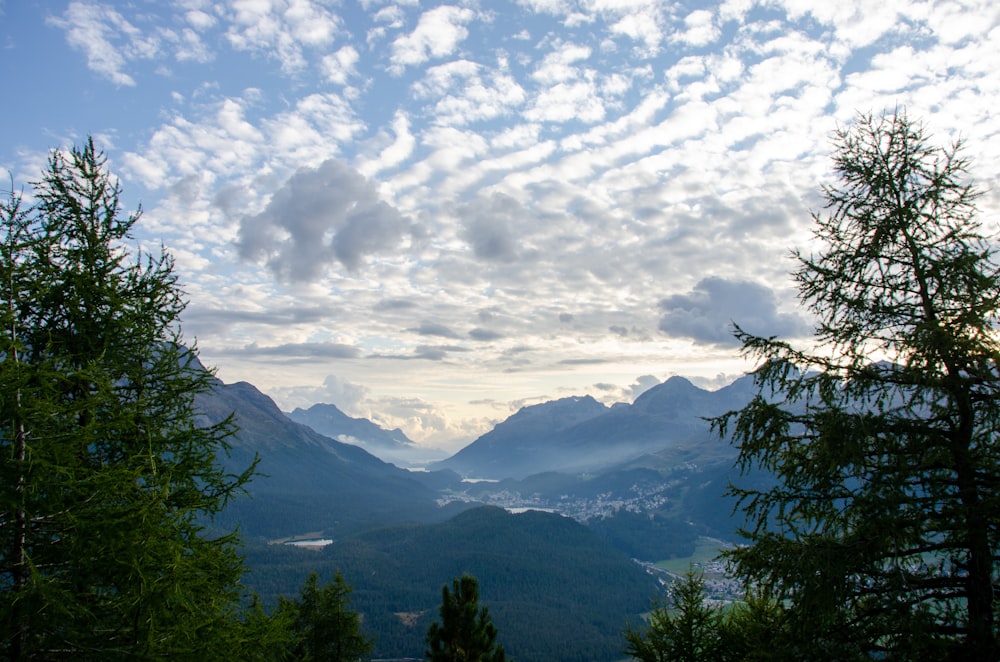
[717,110,1000,660]
[1,138,256,658]
[426,574,508,662]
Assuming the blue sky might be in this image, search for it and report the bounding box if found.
[3,0,999,451]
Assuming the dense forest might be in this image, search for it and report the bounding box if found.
[243,506,661,659]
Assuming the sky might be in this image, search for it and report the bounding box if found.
[2,0,999,452]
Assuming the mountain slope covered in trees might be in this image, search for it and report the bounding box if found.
[195,379,467,539]
[244,505,662,661]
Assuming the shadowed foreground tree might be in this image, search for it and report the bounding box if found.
[624,572,724,662]
[624,572,786,662]
[0,139,256,657]
[716,110,1000,660]
[276,571,373,661]
[426,574,507,662]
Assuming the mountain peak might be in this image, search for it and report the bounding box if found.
[430,395,608,478]
[433,373,758,480]
[286,402,415,451]
[507,394,606,424]
[630,375,703,413]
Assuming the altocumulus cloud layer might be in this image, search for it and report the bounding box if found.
[3,0,999,448]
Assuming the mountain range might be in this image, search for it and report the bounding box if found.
[191,369,761,660]
[194,379,465,540]
[432,374,757,479]
[196,371,763,542]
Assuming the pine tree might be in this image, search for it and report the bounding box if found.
[0,138,256,657]
[276,571,374,661]
[624,572,723,662]
[425,574,507,662]
[716,110,1000,660]
[623,572,787,662]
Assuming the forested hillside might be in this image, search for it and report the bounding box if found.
[195,378,470,539]
[242,506,662,661]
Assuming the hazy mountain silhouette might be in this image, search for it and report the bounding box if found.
[286,401,411,447]
[194,379,465,539]
[434,395,608,478]
[433,375,757,480]
[285,402,447,466]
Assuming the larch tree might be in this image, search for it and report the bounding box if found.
[716,110,1000,660]
[0,138,256,657]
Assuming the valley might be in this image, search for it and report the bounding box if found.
[196,372,756,661]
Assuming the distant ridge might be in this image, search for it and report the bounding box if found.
[435,395,608,478]
[432,375,757,480]
[194,379,461,539]
[286,402,413,449]
[285,402,448,466]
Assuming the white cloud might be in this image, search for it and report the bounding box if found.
[164,25,213,63]
[389,5,476,73]
[360,0,419,10]
[284,0,340,45]
[262,93,365,165]
[321,45,360,84]
[224,0,341,72]
[674,9,719,47]
[525,80,606,123]
[373,5,405,22]
[123,96,263,189]
[777,0,915,49]
[718,0,753,23]
[515,0,573,13]
[185,9,216,31]
[608,7,664,53]
[414,59,527,126]
[360,110,417,177]
[48,1,158,86]
[415,59,480,94]
[390,126,489,196]
[530,42,592,84]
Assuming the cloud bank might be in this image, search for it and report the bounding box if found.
[658,277,811,347]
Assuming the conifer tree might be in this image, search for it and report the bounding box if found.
[623,572,788,662]
[277,571,373,661]
[425,574,507,662]
[716,110,1000,660]
[0,139,256,657]
[624,572,723,662]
